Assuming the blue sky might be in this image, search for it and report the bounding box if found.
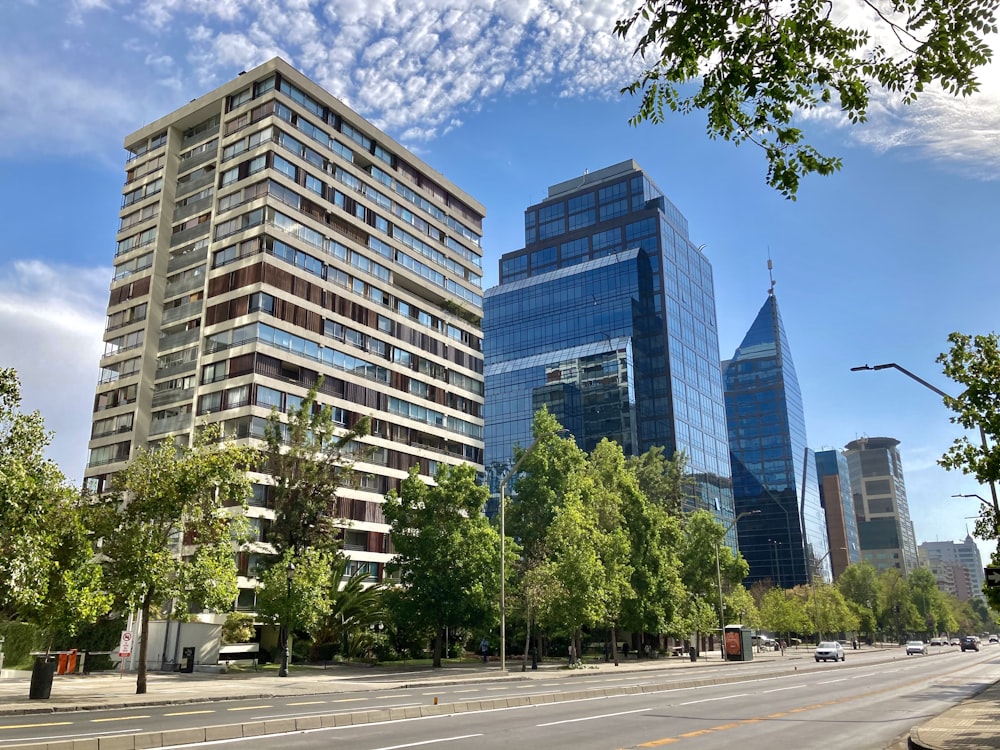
[2,0,999,563]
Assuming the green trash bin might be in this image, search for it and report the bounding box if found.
[29,656,56,700]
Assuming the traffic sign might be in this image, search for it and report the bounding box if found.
[118,630,134,657]
[985,567,1000,588]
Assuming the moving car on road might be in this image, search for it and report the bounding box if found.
[962,636,980,652]
[906,641,928,655]
[815,641,845,662]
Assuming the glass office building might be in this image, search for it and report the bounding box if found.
[815,449,862,580]
[484,160,734,527]
[723,292,829,587]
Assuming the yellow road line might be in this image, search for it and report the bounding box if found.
[0,721,72,729]
[287,701,326,706]
[91,715,150,723]
[227,705,271,711]
[332,697,366,703]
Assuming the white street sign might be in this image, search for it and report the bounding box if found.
[118,630,134,657]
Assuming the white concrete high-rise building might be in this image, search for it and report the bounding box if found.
[83,58,486,610]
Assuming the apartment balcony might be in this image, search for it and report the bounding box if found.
[177,146,217,173]
[167,243,209,274]
[151,386,194,408]
[169,222,211,248]
[158,328,201,352]
[148,412,193,437]
[164,273,205,298]
[172,195,213,223]
[162,299,204,325]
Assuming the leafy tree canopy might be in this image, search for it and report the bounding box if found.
[384,463,500,667]
[616,0,998,198]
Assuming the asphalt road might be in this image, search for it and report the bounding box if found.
[1,647,997,749]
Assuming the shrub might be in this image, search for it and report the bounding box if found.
[221,613,256,644]
[0,621,43,669]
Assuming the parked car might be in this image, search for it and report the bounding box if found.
[989,635,999,645]
[815,641,845,662]
[961,636,980,652]
[906,640,928,655]
[930,637,944,646]
[950,638,961,646]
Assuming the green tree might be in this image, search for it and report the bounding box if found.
[937,331,1000,542]
[679,511,749,622]
[314,556,385,660]
[616,0,997,198]
[725,585,760,630]
[90,427,253,694]
[505,408,587,665]
[878,568,917,642]
[264,383,370,556]
[807,584,860,639]
[627,446,693,516]
[908,567,943,636]
[255,547,335,664]
[534,483,607,654]
[837,561,880,639]
[760,587,811,642]
[384,463,500,668]
[0,369,111,644]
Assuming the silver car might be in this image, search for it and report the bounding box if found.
[906,640,928,655]
[815,641,845,662]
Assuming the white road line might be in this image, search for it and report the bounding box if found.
[537,708,651,727]
[0,728,139,743]
[762,686,798,694]
[370,736,483,750]
[679,693,748,705]
[816,678,848,684]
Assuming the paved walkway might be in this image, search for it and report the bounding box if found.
[0,648,997,749]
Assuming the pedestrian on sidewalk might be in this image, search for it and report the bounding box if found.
[568,643,576,666]
[481,638,489,663]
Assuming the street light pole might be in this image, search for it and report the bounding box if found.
[716,510,760,659]
[279,561,295,677]
[851,362,1000,529]
[497,429,569,672]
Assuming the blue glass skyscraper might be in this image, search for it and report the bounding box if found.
[723,290,829,587]
[484,160,734,525]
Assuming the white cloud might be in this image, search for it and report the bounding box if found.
[0,260,109,484]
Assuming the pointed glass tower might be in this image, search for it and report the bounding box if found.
[723,291,829,588]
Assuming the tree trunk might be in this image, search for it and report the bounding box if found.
[432,627,443,668]
[136,592,152,695]
[521,611,532,672]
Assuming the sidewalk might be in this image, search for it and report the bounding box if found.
[907,678,1000,750]
[1,648,997,749]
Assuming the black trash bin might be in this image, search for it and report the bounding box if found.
[181,646,196,674]
[688,646,698,662]
[29,656,56,700]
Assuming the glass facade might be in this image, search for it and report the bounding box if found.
[723,294,829,587]
[484,160,734,527]
[815,449,862,579]
[843,437,919,574]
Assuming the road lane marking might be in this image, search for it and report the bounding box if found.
[90,715,150,723]
[332,697,367,702]
[637,739,680,746]
[226,705,271,711]
[286,701,326,706]
[370,735,483,749]
[817,678,848,684]
[762,686,798,693]
[537,707,650,727]
[678,693,747,705]
[164,710,215,716]
[0,721,72,729]
[452,689,478,693]
[679,729,713,738]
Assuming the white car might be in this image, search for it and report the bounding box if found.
[815,641,845,662]
[906,640,928,655]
